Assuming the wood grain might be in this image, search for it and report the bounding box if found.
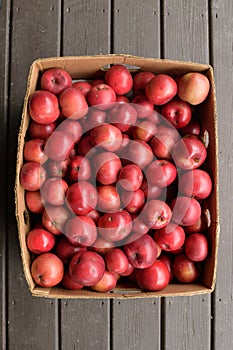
[162,1,211,349]
[63,0,111,55]
[7,1,61,349]
[0,1,10,348]
[60,2,111,349]
[210,0,233,348]
[111,2,161,350]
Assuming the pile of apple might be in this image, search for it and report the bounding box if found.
[19,63,212,293]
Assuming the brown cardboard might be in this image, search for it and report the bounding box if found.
[15,54,219,298]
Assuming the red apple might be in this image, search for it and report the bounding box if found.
[178,72,210,105]
[132,95,154,118]
[93,152,122,185]
[121,189,145,213]
[184,233,208,262]
[133,71,155,95]
[65,215,97,247]
[105,248,129,274]
[172,137,207,170]
[41,177,68,206]
[98,210,132,242]
[136,260,170,291]
[42,204,71,235]
[29,90,60,124]
[132,120,158,142]
[145,74,177,105]
[44,130,74,162]
[61,269,83,290]
[170,196,201,226]
[107,103,137,132]
[184,209,210,234]
[72,81,92,97]
[124,234,159,269]
[27,228,56,254]
[146,159,177,188]
[91,270,117,292]
[20,162,46,191]
[81,109,107,132]
[87,84,116,110]
[29,120,57,139]
[97,185,121,212]
[91,236,115,254]
[41,68,72,95]
[31,253,64,287]
[173,253,200,283]
[142,199,172,229]
[59,87,88,119]
[69,155,91,182]
[116,95,130,103]
[105,65,133,95]
[179,169,212,199]
[90,123,122,152]
[161,98,192,129]
[58,119,83,143]
[46,158,70,178]
[24,138,48,164]
[125,139,153,169]
[179,119,201,136]
[118,164,143,191]
[55,236,86,264]
[69,251,105,286]
[159,254,174,282]
[25,190,44,213]
[66,181,97,216]
[154,223,185,252]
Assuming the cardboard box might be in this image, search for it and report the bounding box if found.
[15,55,219,298]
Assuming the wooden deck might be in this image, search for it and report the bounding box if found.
[0,0,232,349]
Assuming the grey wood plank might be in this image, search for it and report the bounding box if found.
[0,1,10,349]
[210,1,233,348]
[112,299,161,350]
[111,2,161,350]
[7,1,61,349]
[60,2,111,350]
[63,0,111,55]
[162,1,211,349]
[112,0,161,58]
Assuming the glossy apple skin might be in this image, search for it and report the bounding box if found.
[98,210,132,242]
[55,236,87,264]
[179,169,212,199]
[118,164,143,191]
[145,74,177,105]
[64,215,97,247]
[41,177,68,206]
[87,84,116,110]
[142,199,172,230]
[107,103,137,132]
[178,72,210,105]
[184,233,208,262]
[77,135,99,158]
[124,234,159,269]
[26,228,56,254]
[31,253,64,287]
[172,137,207,170]
[146,159,177,188]
[72,81,92,97]
[130,214,150,236]
[69,156,91,182]
[121,189,145,213]
[20,162,46,191]
[140,179,163,200]
[154,223,185,252]
[161,98,192,129]
[136,260,170,291]
[90,236,115,255]
[42,204,71,235]
[24,138,48,164]
[90,123,122,152]
[29,90,60,124]
[61,269,83,290]
[58,119,83,143]
[59,87,88,119]
[105,248,129,274]
[97,185,121,213]
[170,196,201,227]
[44,130,74,162]
[133,71,155,95]
[25,190,44,214]
[91,270,117,292]
[81,109,107,132]
[132,95,154,118]
[93,152,122,185]
[159,254,174,282]
[66,182,98,216]
[125,139,153,169]
[29,120,57,139]
[69,251,105,286]
[46,158,70,178]
[105,65,133,95]
[173,253,200,283]
[41,68,72,95]
[184,209,209,234]
[132,120,158,142]
[179,119,201,136]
